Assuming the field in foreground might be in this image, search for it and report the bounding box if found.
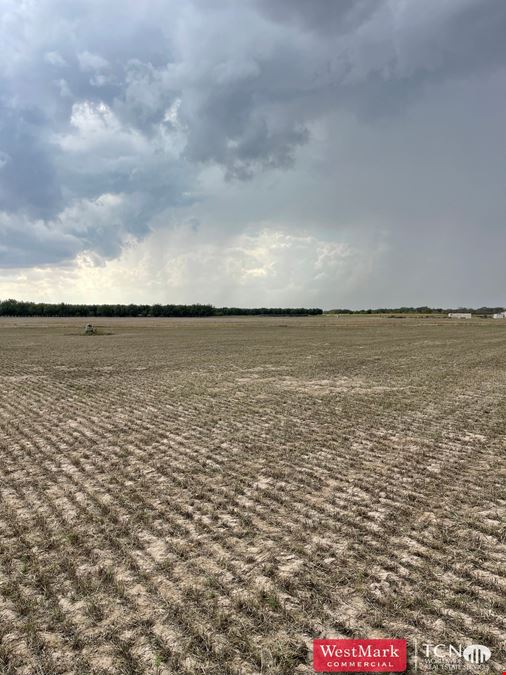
[0,316,504,674]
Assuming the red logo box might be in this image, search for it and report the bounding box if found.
[313,639,407,672]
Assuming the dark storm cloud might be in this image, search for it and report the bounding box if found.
[0,214,81,267]
[1,0,506,284]
[0,104,63,219]
[254,0,378,35]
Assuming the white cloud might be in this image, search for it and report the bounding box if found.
[44,50,67,67]
[0,225,380,307]
[77,50,109,72]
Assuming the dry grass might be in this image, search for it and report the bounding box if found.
[0,315,505,674]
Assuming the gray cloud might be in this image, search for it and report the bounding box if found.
[253,0,378,35]
[0,104,63,219]
[0,0,505,308]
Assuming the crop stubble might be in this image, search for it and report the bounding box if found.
[0,316,504,674]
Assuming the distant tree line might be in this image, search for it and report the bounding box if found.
[327,306,505,315]
[3,299,503,317]
[0,299,323,317]
[214,306,322,316]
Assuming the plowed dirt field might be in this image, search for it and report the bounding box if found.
[0,316,504,674]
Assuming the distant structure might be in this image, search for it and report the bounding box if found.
[448,313,472,319]
[492,311,506,319]
[84,323,96,335]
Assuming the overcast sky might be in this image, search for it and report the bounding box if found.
[1,0,505,308]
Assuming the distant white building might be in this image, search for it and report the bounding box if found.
[492,311,506,319]
[448,313,472,319]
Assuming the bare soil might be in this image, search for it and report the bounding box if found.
[0,316,504,673]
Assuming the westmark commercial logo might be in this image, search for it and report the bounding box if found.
[313,639,407,672]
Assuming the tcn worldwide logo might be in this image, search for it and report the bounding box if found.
[415,641,493,670]
[313,639,407,672]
